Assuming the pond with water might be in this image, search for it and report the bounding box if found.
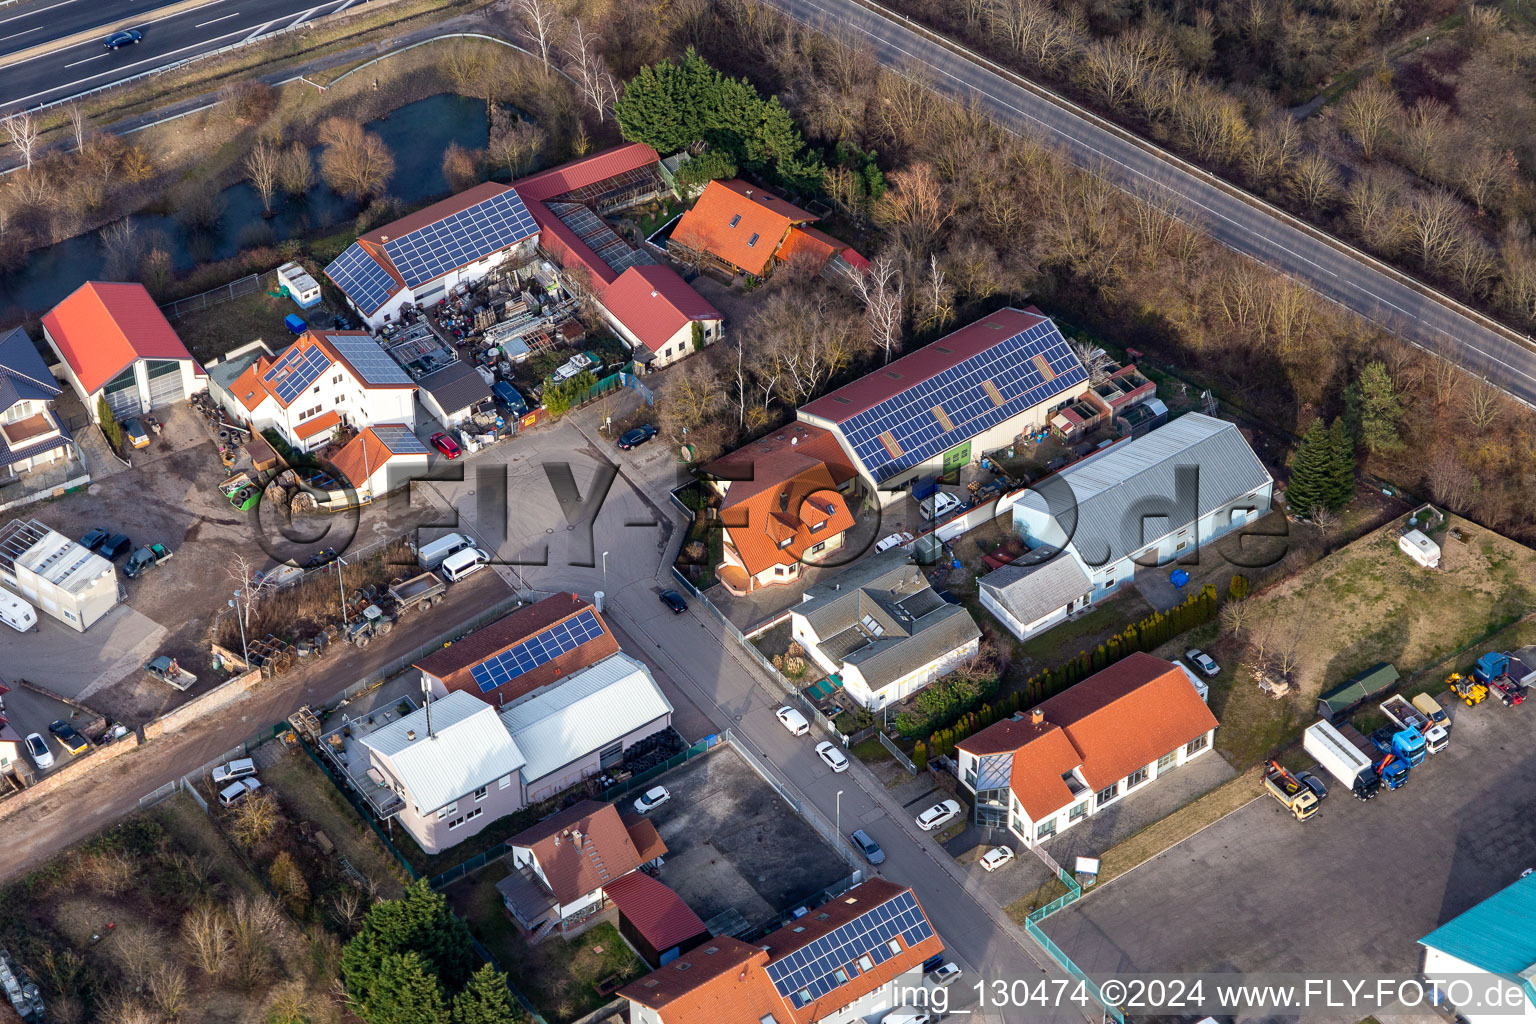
[0,93,488,313]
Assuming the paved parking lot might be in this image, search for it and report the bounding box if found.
[637,741,850,929]
[0,681,97,780]
[1044,694,1536,990]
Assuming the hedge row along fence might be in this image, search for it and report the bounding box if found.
[914,584,1220,769]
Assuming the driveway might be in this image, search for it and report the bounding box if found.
[1043,695,1536,1004]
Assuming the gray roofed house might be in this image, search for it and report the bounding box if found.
[0,327,81,489]
[418,360,492,428]
[978,550,1095,641]
[1009,413,1272,607]
[792,549,982,709]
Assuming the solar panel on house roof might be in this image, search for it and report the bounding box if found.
[469,609,605,694]
[764,890,933,1007]
[326,244,396,313]
[326,334,413,386]
[370,425,431,454]
[840,319,1087,483]
[262,343,331,404]
[382,189,538,288]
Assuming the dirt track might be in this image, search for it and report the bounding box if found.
[0,568,512,884]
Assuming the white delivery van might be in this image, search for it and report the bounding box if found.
[0,588,38,633]
[441,547,488,583]
[417,533,473,570]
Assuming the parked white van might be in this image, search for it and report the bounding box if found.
[440,546,488,583]
[417,533,473,570]
[919,491,961,521]
[0,588,38,633]
[218,777,263,808]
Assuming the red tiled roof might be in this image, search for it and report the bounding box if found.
[621,813,668,864]
[705,423,857,506]
[776,225,865,275]
[964,652,1218,819]
[330,425,417,489]
[603,871,706,953]
[719,464,854,579]
[598,265,720,353]
[360,182,511,244]
[620,938,786,1024]
[229,355,274,413]
[514,143,660,202]
[672,179,816,277]
[511,801,644,905]
[414,593,620,706]
[293,409,340,440]
[527,202,620,287]
[42,282,197,395]
[801,306,1048,422]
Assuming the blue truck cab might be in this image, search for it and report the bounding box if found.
[1373,754,1410,789]
[1370,725,1427,767]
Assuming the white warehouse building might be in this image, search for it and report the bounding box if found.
[0,518,118,631]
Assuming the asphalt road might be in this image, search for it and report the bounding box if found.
[762,0,1536,408]
[0,0,370,109]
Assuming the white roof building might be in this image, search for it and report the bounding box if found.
[0,518,118,631]
[500,652,674,801]
[360,690,526,815]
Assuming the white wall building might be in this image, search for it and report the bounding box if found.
[0,518,118,631]
[791,549,981,710]
[325,183,540,328]
[957,653,1217,846]
[1010,413,1273,605]
[978,549,1095,641]
[1420,871,1536,1024]
[219,330,416,452]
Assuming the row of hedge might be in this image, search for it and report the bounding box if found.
[915,584,1220,765]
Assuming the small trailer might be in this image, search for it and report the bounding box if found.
[145,656,197,690]
[387,572,447,616]
[0,588,38,633]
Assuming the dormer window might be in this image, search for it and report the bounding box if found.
[729,214,742,228]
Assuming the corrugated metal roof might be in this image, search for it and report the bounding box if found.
[1420,872,1536,975]
[980,552,1093,626]
[499,653,672,784]
[1016,414,1270,568]
[361,690,525,813]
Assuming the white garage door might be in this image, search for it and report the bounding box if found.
[102,368,140,419]
[145,359,184,408]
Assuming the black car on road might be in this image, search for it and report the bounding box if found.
[659,589,687,613]
[618,425,658,450]
[104,29,143,49]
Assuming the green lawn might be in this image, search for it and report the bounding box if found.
[850,738,893,764]
[445,861,646,1023]
[1009,590,1155,674]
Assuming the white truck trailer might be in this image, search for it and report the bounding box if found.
[1304,719,1380,800]
[0,587,37,632]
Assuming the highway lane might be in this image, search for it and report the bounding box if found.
[762,0,1536,409]
[0,0,367,109]
[0,0,192,60]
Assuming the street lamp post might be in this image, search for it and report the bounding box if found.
[836,790,843,834]
[336,554,349,627]
[602,551,609,595]
[229,592,249,668]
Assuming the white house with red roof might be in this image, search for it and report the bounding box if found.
[597,265,721,370]
[325,182,541,327]
[41,282,205,423]
[956,652,1217,847]
[218,330,416,452]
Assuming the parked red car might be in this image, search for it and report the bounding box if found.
[430,432,461,459]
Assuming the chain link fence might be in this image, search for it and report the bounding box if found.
[160,273,262,320]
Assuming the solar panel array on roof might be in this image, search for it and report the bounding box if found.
[840,319,1086,483]
[765,890,933,1007]
[326,244,397,313]
[370,425,431,454]
[382,190,538,288]
[326,334,413,386]
[263,343,331,403]
[469,609,605,694]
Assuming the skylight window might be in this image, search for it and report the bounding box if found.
[748,233,760,247]
[730,214,742,228]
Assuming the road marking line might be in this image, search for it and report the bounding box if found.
[0,0,81,28]
[0,23,42,43]
[141,0,220,25]
[61,50,103,66]
[195,11,237,26]
[0,22,249,105]
[240,16,272,39]
[283,3,317,29]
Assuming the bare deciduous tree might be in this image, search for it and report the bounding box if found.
[1338,78,1399,161]
[65,104,88,152]
[1286,151,1343,212]
[328,887,364,931]
[487,112,545,180]
[1398,98,1450,179]
[1456,147,1515,217]
[916,253,954,333]
[565,20,619,123]
[1404,189,1466,272]
[230,790,281,848]
[854,253,904,364]
[513,0,560,70]
[1465,374,1503,433]
[1219,597,1251,638]
[245,141,281,215]
[278,142,314,196]
[148,963,190,1020]
[181,904,232,976]
[1426,443,1477,509]
[1,111,40,170]
[317,117,394,201]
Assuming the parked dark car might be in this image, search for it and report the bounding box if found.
[618,425,659,450]
[48,720,89,755]
[80,528,110,551]
[1295,770,1328,802]
[491,381,528,416]
[98,534,132,560]
[659,589,687,613]
[103,29,143,48]
[850,829,885,865]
